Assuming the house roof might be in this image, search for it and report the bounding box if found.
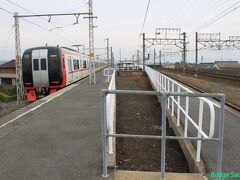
[214,61,240,68]
[198,63,214,68]
[0,60,15,68]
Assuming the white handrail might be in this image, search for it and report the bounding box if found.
[106,69,116,154]
[144,66,217,161]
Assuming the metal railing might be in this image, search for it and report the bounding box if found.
[116,66,142,71]
[144,66,218,162]
[101,89,225,180]
[105,69,116,154]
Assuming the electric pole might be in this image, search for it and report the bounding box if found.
[106,38,109,68]
[137,50,139,67]
[153,49,156,69]
[14,12,25,104]
[142,33,146,72]
[195,32,198,77]
[159,50,161,67]
[183,32,186,74]
[110,47,113,67]
[88,0,96,85]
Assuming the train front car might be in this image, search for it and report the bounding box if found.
[22,47,65,102]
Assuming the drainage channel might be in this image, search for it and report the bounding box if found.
[115,71,189,172]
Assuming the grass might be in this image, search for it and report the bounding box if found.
[0,84,17,102]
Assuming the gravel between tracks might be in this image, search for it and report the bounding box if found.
[116,72,189,172]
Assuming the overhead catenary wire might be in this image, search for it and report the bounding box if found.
[177,0,218,27]
[3,0,82,44]
[137,0,151,51]
[140,0,151,34]
[66,2,89,13]
[195,0,240,31]
[0,7,78,44]
[198,5,240,31]
[0,25,14,59]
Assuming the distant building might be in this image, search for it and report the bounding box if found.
[0,60,16,85]
[212,61,240,70]
[198,63,214,69]
[175,62,195,69]
[117,61,139,68]
[164,63,175,69]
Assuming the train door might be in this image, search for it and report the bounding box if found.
[32,49,49,86]
[67,56,73,83]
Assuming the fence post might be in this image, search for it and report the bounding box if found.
[177,86,180,126]
[171,82,174,116]
[158,75,160,92]
[160,75,162,91]
[164,76,167,92]
[184,96,189,137]
[167,79,170,109]
[217,95,225,179]
[196,99,203,162]
[161,94,167,180]
[101,91,108,177]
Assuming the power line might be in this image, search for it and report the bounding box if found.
[140,0,151,34]
[137,0,151,50]
[0,7,13,15]
[5,0,35,14]
[66,2,89,13]
[20,17,77,44]
[0,25,14,59]
[196,1,240,31]
[0,7,77,44]
[3,0,80,43]
[199,5,240,31]
[173,0,197,26]
[178,0,218,27]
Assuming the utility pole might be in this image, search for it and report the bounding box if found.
[195,32,198,77]
[119,49,121,63]
[142,33,146,72]
[153,49,156,69]
[110,47,113,67]
[88,0,96,85]
[159,50,161,67]
[106,38,109,68]
[137,50,139,67]
[183,32,186,74]
[14,12,25,104]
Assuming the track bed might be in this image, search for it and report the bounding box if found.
[116,72,189,172]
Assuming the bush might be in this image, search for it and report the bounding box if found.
[0,84,16,96]
[0,92,16,102]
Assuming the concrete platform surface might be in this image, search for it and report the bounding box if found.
[114,170,207,180]
[0,70,113,180]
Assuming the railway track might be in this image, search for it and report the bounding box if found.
[186,70,240,82]
[160,71,240,112]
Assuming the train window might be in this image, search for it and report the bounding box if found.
[77,60,80,69]
[68,57,72,71]
[83,60,87,68]
[79,60,82,69]
[41,58,47,70]
[73,59,79,70]
[33,59,39,71]
[23,54,30,60]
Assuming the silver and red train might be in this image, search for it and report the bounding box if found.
[22,46,106,102]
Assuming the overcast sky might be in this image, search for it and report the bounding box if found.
[1,0,240,63]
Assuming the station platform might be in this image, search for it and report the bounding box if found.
[0,71,113,180]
